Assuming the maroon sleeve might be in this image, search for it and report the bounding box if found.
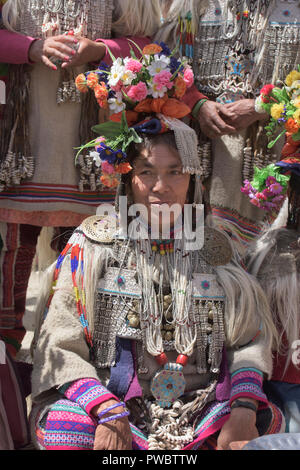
[0,30,36,64]
[183,84,207,111]
[96,36,151,65]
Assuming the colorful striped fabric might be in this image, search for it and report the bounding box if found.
[59,378,117,416]
[35,394,283,450]
[0,182,115,206]
[210,206,264,245]
[230,368,269,408]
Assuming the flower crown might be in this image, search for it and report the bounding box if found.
[241,66,300,214]
[75,42,194,188]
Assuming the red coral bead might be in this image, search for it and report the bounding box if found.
[176,354,188,366]
[155,353,168,366]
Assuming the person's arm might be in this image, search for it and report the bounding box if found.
[0,30,36,64]
[31,252,131,450]
[216,262,274,450]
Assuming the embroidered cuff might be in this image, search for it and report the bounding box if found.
[230,368,268,409]
[59,378,118,416]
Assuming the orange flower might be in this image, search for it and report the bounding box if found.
[100,173,119,188]
[285,118,299,134]
[86,72,99,89]
[97,98,108,109]
[115,162,132,174]
[142,43,163,55]
[174,76,187,99]
[75,73,88,93]
[94,82,108,101]
[161,98,191,119]
[282,133,300,157]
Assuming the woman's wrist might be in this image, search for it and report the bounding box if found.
[28,39,42,63]
[230,397,259,414]
[92,398,129,425]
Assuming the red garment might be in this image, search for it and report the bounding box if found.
[0,30,205,113]
[271,333,300,384]
[271,353,300,384]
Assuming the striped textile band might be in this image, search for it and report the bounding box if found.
[43,229,93,349]
[0,183,115,206]
[230,368,268,408]
[59,378,118,416]
[36,395,284,450]
[210,206,263,245]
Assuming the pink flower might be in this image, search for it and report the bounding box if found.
[256,191,267,201]
[110,80,123,92]
[127,82,148,102]
[153,70,173,91]
[269,183,283,195]
[101,161,116,174]
[125,58,143,74]
[183,67,194,88]
[265,176,277,187]
[250,197,261,208]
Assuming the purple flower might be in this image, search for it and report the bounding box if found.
[241,180,255,195]
[269,183,283,195]
[98,144,117,164]
[265,176,277,187]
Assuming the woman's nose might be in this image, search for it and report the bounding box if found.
[152,176,170,193]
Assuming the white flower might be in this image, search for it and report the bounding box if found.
[89,151,101,167]
[121,69,136,85]
[108,58,125,87]
[147,54,170,76]
[148,82,167,99]
[108,92,126,113]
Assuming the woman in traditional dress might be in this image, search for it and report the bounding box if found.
[0,0,160,356]
[28,45,284,447]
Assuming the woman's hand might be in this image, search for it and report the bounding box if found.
[197,100,237,139]
[61,37,106,69]
[220,99,269,130]
[217,406,259,450]
[28,35,79,70]
[92,399,132,450]
[28,36,106,70]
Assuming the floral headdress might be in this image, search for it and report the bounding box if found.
[241,66,300,214]
[75,42,197,188]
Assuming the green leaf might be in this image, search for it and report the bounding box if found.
[92,121,122,138]
[121,110,129,133]
[267,130,286,148]
[129,44,138,60]
[105,44,117,64]
[127,39,144,58]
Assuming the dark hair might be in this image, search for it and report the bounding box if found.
[126,132,178,165]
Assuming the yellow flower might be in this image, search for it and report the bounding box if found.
[293,96,300,108]
[285,70,300,87]
[270,103,285,120]
[293,108,300,125]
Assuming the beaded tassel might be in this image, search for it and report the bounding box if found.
[176,11,194,61]
[42,231,93,350]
